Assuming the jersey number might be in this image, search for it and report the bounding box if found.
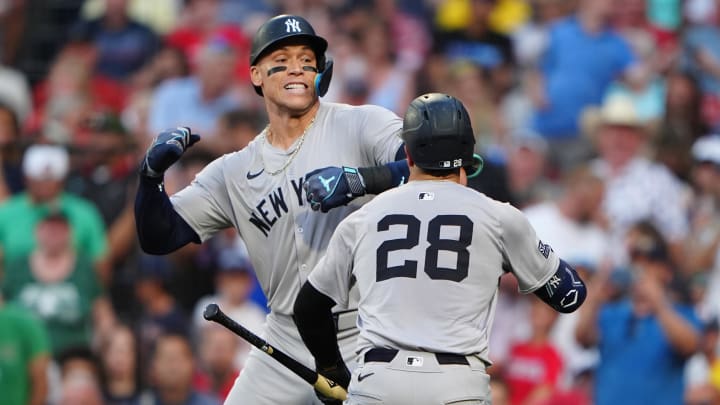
[376,214,473,282]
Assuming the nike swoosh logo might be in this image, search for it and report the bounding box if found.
[357,372,374,382]
[246,168,264,179]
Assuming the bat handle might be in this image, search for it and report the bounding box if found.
[314,374,348,401]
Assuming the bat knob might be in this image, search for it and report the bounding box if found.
[204,303,220,321]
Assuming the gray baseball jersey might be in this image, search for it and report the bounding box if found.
[308,180,559,365]
[170,101,402,404]
[171,101,403,315]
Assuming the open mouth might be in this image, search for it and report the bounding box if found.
[284,83,308,93]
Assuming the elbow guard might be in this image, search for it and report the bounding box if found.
[534,259,587,313]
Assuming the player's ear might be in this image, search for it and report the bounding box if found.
[459,167,468,186]
[250,66,263,88]
[404,145,414,167]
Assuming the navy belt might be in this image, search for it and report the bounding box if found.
[364,348,470,366]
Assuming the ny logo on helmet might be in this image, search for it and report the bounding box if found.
[285,18,301,33]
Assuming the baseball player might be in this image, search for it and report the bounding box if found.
[293,93,588,404]
[134,14,406,405]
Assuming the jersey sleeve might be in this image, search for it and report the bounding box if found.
[170,156,234,242]
[359,105,404,165]
[307,213,359,307]
[498,202,559,293]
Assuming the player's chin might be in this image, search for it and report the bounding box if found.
[280,95,318,113]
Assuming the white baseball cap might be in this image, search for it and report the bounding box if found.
[598,95,645,128]
[22,144,69,180]
[692,135,720,165]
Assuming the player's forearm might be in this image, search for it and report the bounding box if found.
[293,282,342,368]
[655,302,700,357]
[134,175,200,254]
[533,259,587,313]
[359,159,409,195]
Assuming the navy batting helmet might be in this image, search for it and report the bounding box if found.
[402,93,477,172]
[249,14,331,97]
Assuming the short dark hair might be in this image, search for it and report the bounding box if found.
[149,332,193,361]
[418,167,462,178]
[56,345,100,376]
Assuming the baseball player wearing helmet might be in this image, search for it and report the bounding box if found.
[134,14,406,405]
[293,93,587,404]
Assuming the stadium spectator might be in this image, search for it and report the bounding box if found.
[661,70,707,142]
[576,221,701,405]
[0,63,32,125]
[685,318,720,405]
[123,44,190,146]
[1,210,114,355]
[432,0,516,99]
[194,323,241,402]
[58,376,105,405]
[588,94,690,266]
[512,0,570,68]
[446,60,508,152]
[654,70,707,180]
[0,144,109,276]
[523,165,608,269]
[686,135,720,320]
[504,297,564,405]
[211,108,266,155]
[29,42,129,142]
[165,0,251,81]
[490,377,511,405]
[0,102,25,200]
[524,165,608,384]
[528,0,637,169]
[191,244,266,369]
[79,0,181,35]
[135,254,189,365]
[0,293,50,405]
[58,373,105,405]
[70,0,161,81]
[488,274,533,378]
[680,7,720,131]
[504,134,556,208]
[148,37,245,141]
[143,333,220,405]
[98,324,141,405]
[354,18,417,116]
[54,345,103,403]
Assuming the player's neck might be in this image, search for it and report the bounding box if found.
[409,167,467,185]
[266,103,320,150]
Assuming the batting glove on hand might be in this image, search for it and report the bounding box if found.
[141,127,200,178]
[315,361,350,405]
[304,166,366,213]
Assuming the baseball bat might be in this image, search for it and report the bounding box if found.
[203,303,347,401]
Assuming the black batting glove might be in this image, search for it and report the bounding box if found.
[304,166,366,212]
[141,127,200,178]
[315,360,350,405]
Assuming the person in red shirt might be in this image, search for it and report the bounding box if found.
[193,323,241,402]
[165,0,250,82]
[504,296,564,405]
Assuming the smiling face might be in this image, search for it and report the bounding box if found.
[251,40,319,116]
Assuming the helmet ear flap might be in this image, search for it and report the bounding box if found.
[466,154,484,179]
[314,57,333,97]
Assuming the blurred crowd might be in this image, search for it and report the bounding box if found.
[0,0,719,404]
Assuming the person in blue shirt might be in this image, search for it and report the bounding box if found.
[576,221,701,405]
[70,0,160,81]
[527,0,637,169]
